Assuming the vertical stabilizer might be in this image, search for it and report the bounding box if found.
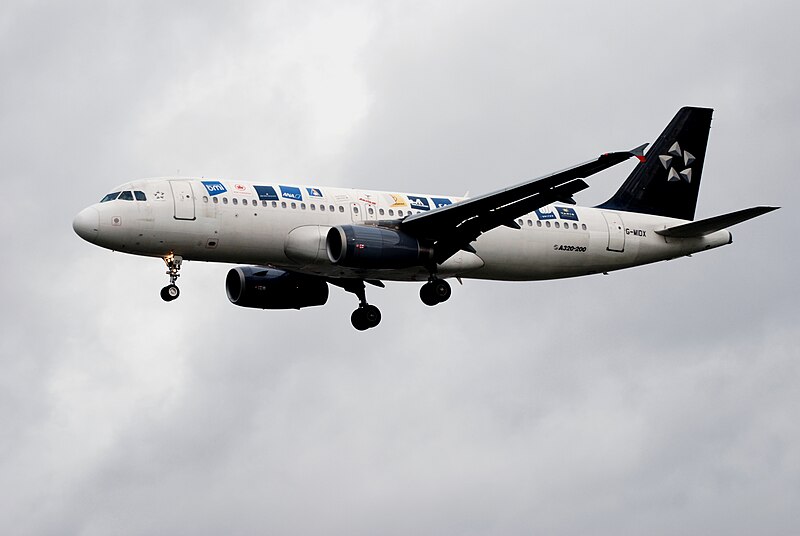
[597,107,713,221]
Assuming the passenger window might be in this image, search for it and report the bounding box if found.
[398,210,404,216]
[213,197,219,204]
[310,204,316,211]
[242,199,248,206]
[554,222,560,228]
[301,203,306,210]
[388,209,394,216]
[119,191,134,201]
[527,220,532,226]
[202,195,209,203]
[134,191,147,201]
[581,224,587,230]
[338,206,344,213]
[232,198,238,205]
[100,192,120,203]
[546,221,551,228]
[536,221,542,227]
[223,197,228,204]
[320,204,326,211]
[368,207,374,215]
[517,219,523,226]
[291,202,296,209]
[353,206,359,213]
[272,201,277,208]
[281,202,287,208]
[573,223,578,229]
[262,200,267,207]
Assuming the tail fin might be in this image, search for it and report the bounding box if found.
[597,107,713,220]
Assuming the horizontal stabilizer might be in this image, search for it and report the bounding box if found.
[655,206,779,238]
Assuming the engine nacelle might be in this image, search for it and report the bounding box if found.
[225,266,329,309]
[326,225,433,269]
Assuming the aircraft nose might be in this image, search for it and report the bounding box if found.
[73,207,99,243]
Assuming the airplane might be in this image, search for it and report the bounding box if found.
[73,107,778,330]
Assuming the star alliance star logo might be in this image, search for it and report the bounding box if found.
[659,142,694,183]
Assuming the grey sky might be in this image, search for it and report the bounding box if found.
[1,1,798,534]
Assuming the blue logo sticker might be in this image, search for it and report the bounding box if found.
[556,206,579,221]
[407,195,430,211]
[306,187,323,198]
[254,185,278,201]
[431,197,452,208]
[280,186,303,201]
[535,208,557,220]
[202,181,227,196]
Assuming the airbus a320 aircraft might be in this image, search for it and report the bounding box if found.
[73,107,777,330]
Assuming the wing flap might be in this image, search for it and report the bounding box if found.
[655,206,779,238]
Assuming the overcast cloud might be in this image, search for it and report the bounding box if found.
[1,1,798,534]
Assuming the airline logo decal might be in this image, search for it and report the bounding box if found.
[307,187,323,197]
[280,186,303,201]
[202,181,227,196]
[407,195,430,211]
[660,141,694,183]
[535,207,556,220]
[431,197,452,208]
[233,183,251,194]
[389,194,407,207]
[254,185,279,201]
[556,207,579,221]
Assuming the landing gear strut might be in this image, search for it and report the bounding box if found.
[160,255,182,302]
[340,280,382,330]
[420,277,451,306]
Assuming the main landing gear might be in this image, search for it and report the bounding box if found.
[420,277,451,306]
[160,255,182,302]
[340,280,382,331]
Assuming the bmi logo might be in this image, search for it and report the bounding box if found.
[202,181,227,196]
[659,142,694,183]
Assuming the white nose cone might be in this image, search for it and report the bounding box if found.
[73,207,99,243]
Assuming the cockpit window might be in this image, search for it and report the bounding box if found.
[134,191,146,201]
[100,192,120,203]
[119,191,134,201]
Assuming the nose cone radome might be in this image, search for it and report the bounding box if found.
[73,207,99,243]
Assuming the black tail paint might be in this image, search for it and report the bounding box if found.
[598,107,713,221]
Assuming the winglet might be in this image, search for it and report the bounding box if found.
[630,143,648,163]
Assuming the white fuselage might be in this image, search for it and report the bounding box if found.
[76,177,732,282]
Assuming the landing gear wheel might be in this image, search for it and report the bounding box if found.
[432,279,451,303]
[351,304,381,330]
[420,283,439,306]
[420,279,451,306]
[160,284,180,302]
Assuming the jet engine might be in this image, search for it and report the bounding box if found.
[225,266,329,309]
[326,225,433,269]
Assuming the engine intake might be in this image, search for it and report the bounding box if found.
[226,266,329,309]
[326,225,433,269]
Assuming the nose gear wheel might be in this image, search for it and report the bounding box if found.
[160,255,183,302]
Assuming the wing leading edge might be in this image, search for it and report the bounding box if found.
[400,144,647,264]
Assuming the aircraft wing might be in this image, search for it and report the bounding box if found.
[400,144,647,263]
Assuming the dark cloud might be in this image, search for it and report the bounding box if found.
[1,0,798,534]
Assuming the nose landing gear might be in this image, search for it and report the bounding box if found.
[420,277,451,306]
[160,255,183,302]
